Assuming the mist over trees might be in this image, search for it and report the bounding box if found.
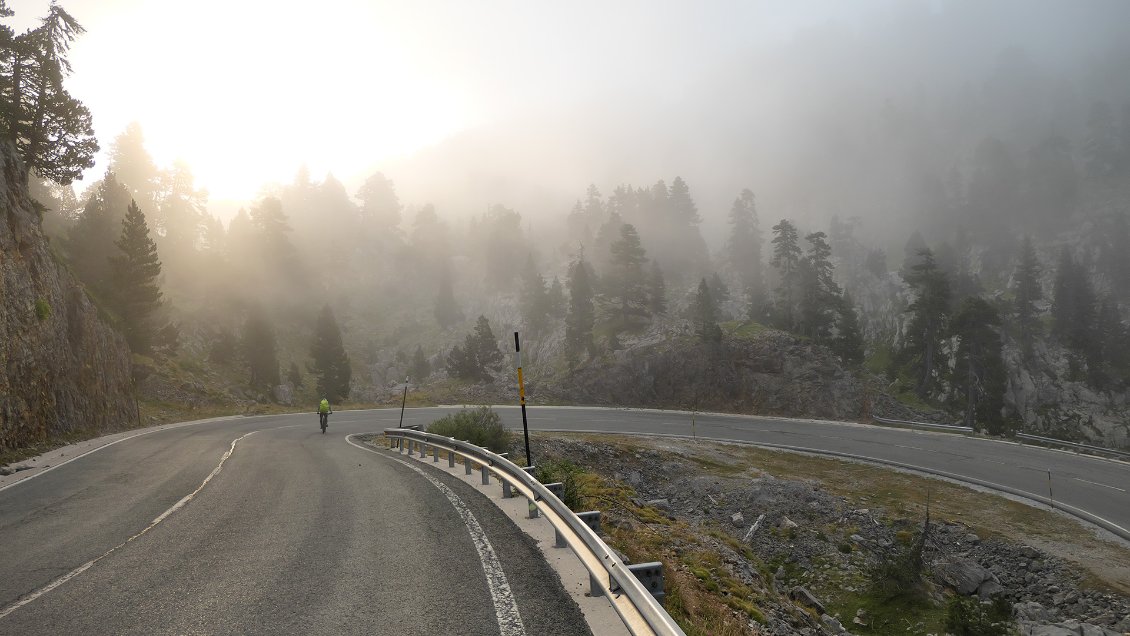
[13,0,1130,445]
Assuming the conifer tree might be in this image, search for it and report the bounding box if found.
[565,255,596,370]
[605,223,649,326]
[310,304,352,402]
[647,261,667,316]
[67,171,130,296]
[446,315,503,382]
[546,276,567,320]
[410,345,430,382]
[832,292,865,365]
[356,171,401,229]
[1012,236,1042,359]
[243,306,280,397]
[1051,247,1100,379]
[901,248,952,398]
[110,200,163,353]
[434,266,461,328]
[519,256,551,335]
[1,2,97,184]
[951,297,1006,433]
[726,189,764,306]
[797,231,840,341]
[288,361,304,388]
[693,278,723,345]
[770,219,803,331]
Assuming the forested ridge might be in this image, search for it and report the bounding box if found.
[5,1,1130,449]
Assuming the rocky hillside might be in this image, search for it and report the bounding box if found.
[0,145,135,453]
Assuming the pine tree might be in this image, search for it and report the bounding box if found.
[519,256,551,335]
[66,171,130,297]
[1051,247,1100,380]
[434,266,461,328]
[1,3,97,184]
[288,361,304,388]
[356,171,402,229]
[693,278,723,345]
[565,255,596,370]
[797,231,840,342]
[770,219,802,331]
[832,292,865,365]
[546,276,567,320]
[410,345,430,382]
[901,248,952,399]
[1012,236,1042,359]
[110,200,163,353]
[647,261,667,316]
[310,304,352,402]
[726,188,764,307]
[446,315,503,382]
[951,297,1006,434]
[605,223,650,326]
[243,307,280,397]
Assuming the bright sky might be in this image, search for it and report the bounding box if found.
[7,0,893,204]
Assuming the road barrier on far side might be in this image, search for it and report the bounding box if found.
[872,415,974,433]
[1016,432,1130,461]
[383,428,686,636]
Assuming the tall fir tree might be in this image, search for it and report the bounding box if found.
[951,297,1006,434]
[110,200,164,354]
[66,171,130,296]
[605,223,650,326]
[832,292,865,365]
[434,265,461,328]
[1,3,97,184]
[797,231,840,342]
[1051,247,1100,380]
[1012,235,1043,360]
[243,306,280,397]
[410,345,431,382]
[446,315,503,382]
[647,261,667,316]
[546,276,567,320]
[901,248,952,398]
[518,256,551,335]
[310,304,352,402]
[726,189,764,310]
[770,219,803,331]
[565,254,596,370]
[692,278,723,345]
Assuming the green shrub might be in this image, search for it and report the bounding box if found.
[945,595,1012,636]
[535,459,586,510]
[35,298,51,321]
[427,406,511,452]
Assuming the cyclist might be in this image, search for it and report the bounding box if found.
[318,397,332,432]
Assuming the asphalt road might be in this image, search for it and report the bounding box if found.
[1,406,1127,635]
[0,411,593,636]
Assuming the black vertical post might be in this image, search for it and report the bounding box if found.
[398,375,408,428]
[514,332,532,467]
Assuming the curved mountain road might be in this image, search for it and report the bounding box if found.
[0,406,1127,634]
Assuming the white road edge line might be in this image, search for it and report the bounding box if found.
[0,415,245,494]
[1073,477,1127,492]
[345,434,526,636]
[0,431,258,621]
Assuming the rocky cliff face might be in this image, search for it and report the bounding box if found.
[0,145,135,453]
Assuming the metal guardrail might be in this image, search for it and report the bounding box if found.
[383,428,686,636]
[872,415,974,433]
[1016,432,1130,460]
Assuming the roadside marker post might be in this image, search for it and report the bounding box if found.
[397,375,408,428]
[514,332,533,468]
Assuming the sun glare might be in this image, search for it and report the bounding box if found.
[65,0,477,202]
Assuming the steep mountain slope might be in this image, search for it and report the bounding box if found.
[0,144,135,453]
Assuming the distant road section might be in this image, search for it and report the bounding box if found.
[0,406,1126,634]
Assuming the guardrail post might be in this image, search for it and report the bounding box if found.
[407,440,415,456]
[433,446,440,462]
[577,511,602,535]
[481,464,490,485]
[545,482,564,500]
[626,562,666,606]
[465,457,473,475]
[448,450,456,468]
[589,572,605,597]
